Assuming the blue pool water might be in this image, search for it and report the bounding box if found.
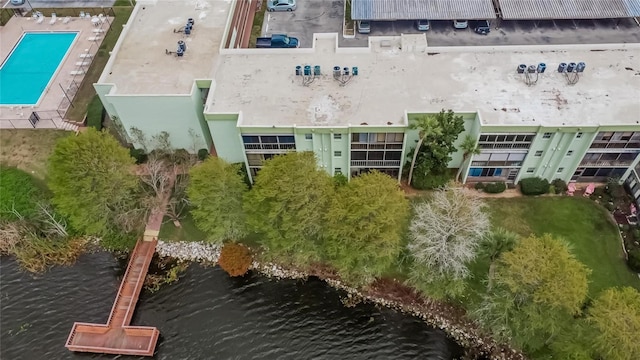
[0,32,77,105]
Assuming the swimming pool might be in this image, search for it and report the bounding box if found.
[0,32,78,106]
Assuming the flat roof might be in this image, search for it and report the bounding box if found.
[211,34,640,128]
[351,0,496,21]
[101,0,230,94]
[498,0,640,20]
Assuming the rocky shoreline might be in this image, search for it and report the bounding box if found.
[155,240,526,360]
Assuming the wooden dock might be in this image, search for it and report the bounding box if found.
[65,239,160,356]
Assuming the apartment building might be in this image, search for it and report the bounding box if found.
[95,0,640,185]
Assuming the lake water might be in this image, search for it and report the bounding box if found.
[1,252,462,359]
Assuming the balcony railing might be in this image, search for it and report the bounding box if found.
[590,141,640,149]
[579,159,634,167]
[470,161,523,167]
[351,143,403,150]
[244,143,296,152]
[478,143,531,150]
[350,160,401,167]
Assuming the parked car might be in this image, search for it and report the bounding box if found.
[256,34,299,48]
[470,20,490,35]
[453,20,468,29]
[10,0,25,5]
[266,0,296,12]
[416,19,430,31]
[357,20,371,34]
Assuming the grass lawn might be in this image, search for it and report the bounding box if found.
[158,211,207,242]
[66,6,134,121]
[0,130,70,179]
[485,197,640,296]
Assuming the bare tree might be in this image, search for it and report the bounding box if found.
[36,202,68,238]
[140,155,171,196]
[408,187,490,279]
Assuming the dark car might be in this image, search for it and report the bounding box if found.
[470,20,490,35]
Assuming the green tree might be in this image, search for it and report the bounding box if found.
[588,287,640,360]
[243,152,333,265]
[407,114,440,186]
[325,171,409,283]
[188,157,248,243]
[455,134,480,182]
[479,227,519,290]
[408,110,465,189]
[474,234,590,352]
[47,128,141,235]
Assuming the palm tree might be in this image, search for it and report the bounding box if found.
[407,115,440,187]
[455,134,481,183]
[479,227,519,290]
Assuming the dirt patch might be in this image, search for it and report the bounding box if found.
[0,130,70,179]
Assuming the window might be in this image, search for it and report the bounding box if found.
[334,151,342,157]
[242,135,260,144]
[334,133,342,140]
[526,168,535,173]
[535,150,543,156]
[567,150,573,156]
[542,132,552,139]
[335,168,342,174]
[279,135,295,143]
[304,133,312,140]
[576,132,583,139]
[261,136,278,144]
[557,168,564,173]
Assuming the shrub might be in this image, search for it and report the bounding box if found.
[333,173,348,187]
[218,242,252,277]
[86,95,104,130]
[551,178,568,193]
[129,148,147,164]
[519,177,549,196]
[197,148,209,161]
[99,232,137,251]
[412,171,451,190]
[628,248,640,273]
[548,185,556,195]
[474,182,485,190]
[0,166,44,220]
[484,182,506,194]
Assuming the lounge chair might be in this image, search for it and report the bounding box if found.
[63,16,71,24]
[566,182,576,196]
[79,11,85,18]
[583,183,595,197]
[49,13,57,25]
[36,15,44,24]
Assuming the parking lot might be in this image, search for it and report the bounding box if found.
[258,0,640,48]
[3,0,115,9]
[261,0,343,48]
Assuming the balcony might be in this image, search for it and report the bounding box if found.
[244,143,296,153]
[351,160,401,167]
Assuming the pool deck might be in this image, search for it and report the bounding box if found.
[0,15,109,130]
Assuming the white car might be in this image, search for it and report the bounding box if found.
[267,0,296,12]
[357,20,371,34]
[416,20,430,31]
[453,20,468,29]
